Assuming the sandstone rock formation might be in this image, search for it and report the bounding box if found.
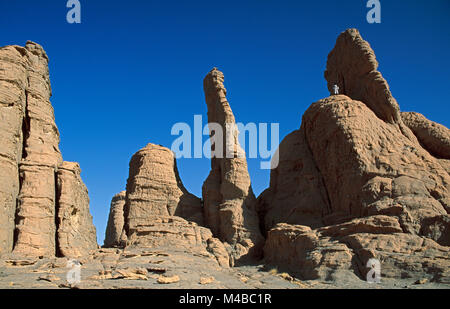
[104,191,126,248]
[14,162,58,256]
[0,43,31,254]
[116,143,229,267]
[0,41,97,257]
[260,29,450,283]
[4,30,449,288]
[56,162,97,257]
[264,217,449,282]
[256,129,330,233]
[324,28,416,141]
[124,144,203,233]
[202,68,264,264]
[401,111,450,160]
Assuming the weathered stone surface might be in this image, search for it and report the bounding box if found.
[262,81,449,282]
[56,162,97,257]
[0,245,307,289]
[324,29,398,123]
[261,29,450,283]
[124,143,203,235]
[264,217,450,283]
[302,95,449,237]
[324,29,415,142]
[257,129,329,233]
[0,41,97,258]
[104,191,126,248]
[342,232,450,283]
[264,223,355,281]
[202,68,264,264]
[401,112,450,160]
[22,41,62,167]
[126,215,210,249]
[13,162,56,257]
[0,45,28,254]
[125,215,229,267]
[120,143,229,266]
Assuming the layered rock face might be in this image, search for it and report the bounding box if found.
[104,69,267,267]
[56,162,97,257]
[0,44,30,254]
[401,112,450,160]
[261,29,450,282]
[124,144,203,234]
[202,68,264,264]
[104,191,126,248]
[324,28,416,142]
[0,42,97,257]
[257,129,330,233]
[115,144,229,267]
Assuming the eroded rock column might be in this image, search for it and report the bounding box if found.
[120,143,229,266]
[56,162,97,257]
[14,162,57,256]
[13,42,62,257]
[104,191,126,248]
[202,68,264,264]
[124,144,203,237]
[0,45,28,254]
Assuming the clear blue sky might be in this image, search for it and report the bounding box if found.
[1,0,449,244]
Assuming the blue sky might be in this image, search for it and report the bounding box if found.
[1,0,449,244]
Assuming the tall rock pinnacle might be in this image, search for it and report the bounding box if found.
[324,29,416,142]
[0,41,97,257]
[202,68,264,264]
[104,191,127,248]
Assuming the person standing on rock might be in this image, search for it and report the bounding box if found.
[333,84,339,95]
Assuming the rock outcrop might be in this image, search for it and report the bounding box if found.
[115,143,229,267]
[0,42,97,257]
[302,95,449,231]
[264,217,449,282]
[324,28,416,142]
[202,68,264,264]
[256,129,330,233]
[56,162,97,257]
[261,29,450,283]
[401,112,450,160]
[124,143,203,235]
[104,191,126,248]
[0,43,31,254]
[13,162,58,256]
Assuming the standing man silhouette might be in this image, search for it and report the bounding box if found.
[333,84,339,95]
